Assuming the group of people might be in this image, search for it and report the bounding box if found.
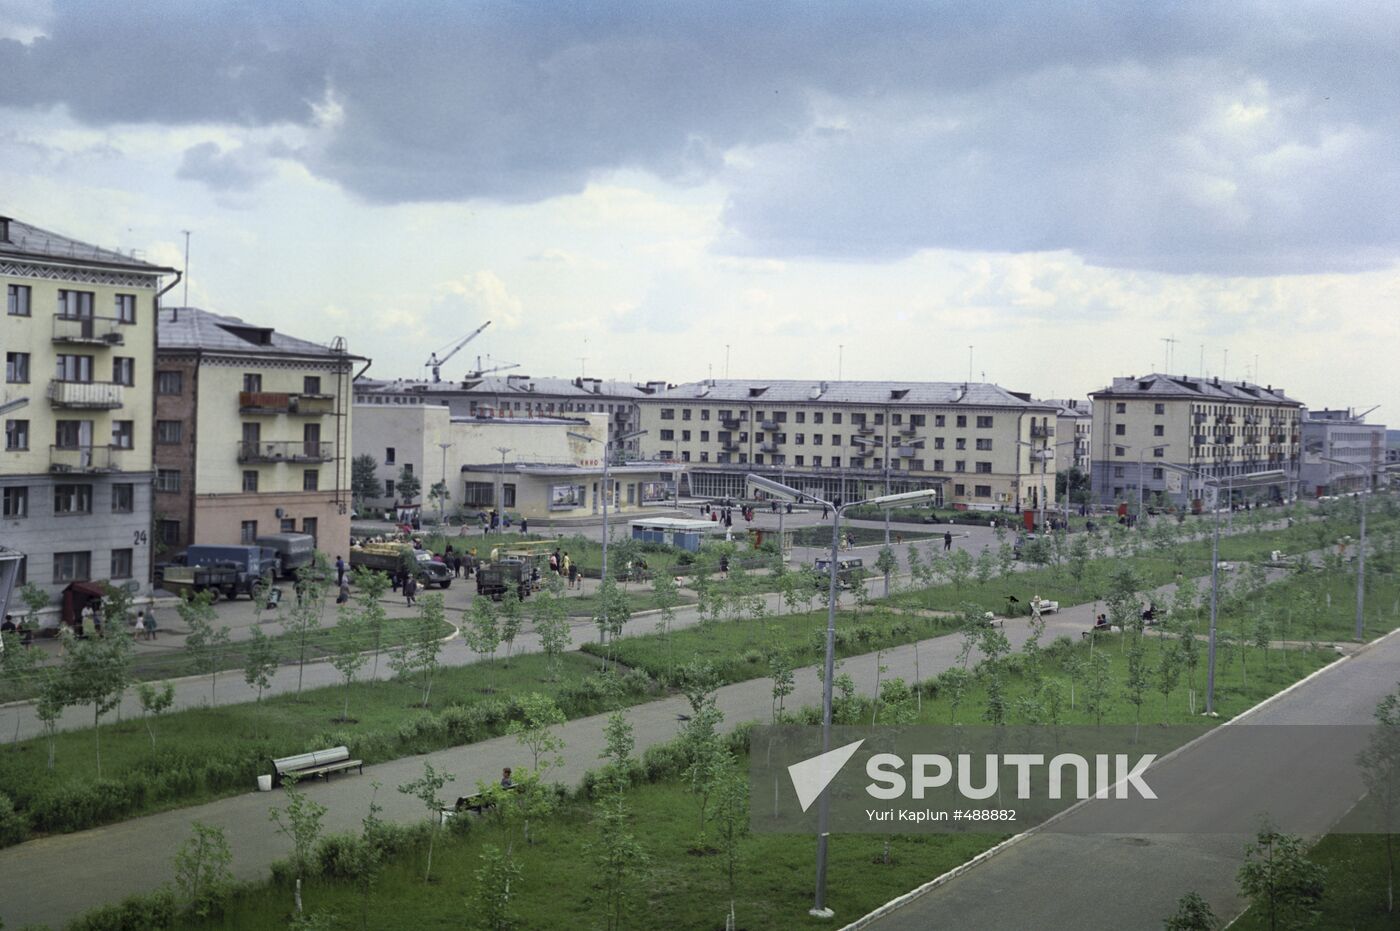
[546,549,581,589]
[0,614,32,645]
[700,503,740,527]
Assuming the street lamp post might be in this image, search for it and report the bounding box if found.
[1320,456,1369,641]
[746,474,940,920]
[1136,444,1172,525]
[568,428,648,584]
[1015,440,1052,531]
[494,446,511,529]
[851,436,897,594]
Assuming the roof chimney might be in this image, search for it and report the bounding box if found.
[0,216,10,243]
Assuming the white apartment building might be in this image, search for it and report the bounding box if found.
[635,379,1059,511]
[1090,373,1302,508]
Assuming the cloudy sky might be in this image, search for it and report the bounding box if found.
[3,1,1397,414]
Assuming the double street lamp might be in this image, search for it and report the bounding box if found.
[746,473,941,921]
[568,427,648,583]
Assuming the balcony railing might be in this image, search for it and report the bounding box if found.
[238,392,335,415]
[899,424,917,436]
[721,441,740,452]
[897,445,919,457]
[720,418,741,430]
[760,419,778,431]
[1031,425,1055,438]
[51,314,124,346]
[856,423,875,435]
[760,441,778,453]
[47,380,124,409]
[49,444,119,473]
[237,440,332,463]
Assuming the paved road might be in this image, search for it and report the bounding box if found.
[859,628,1400,931]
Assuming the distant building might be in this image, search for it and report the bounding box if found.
[354,374,661,459]
[1043,399,1093,474]
[1299,408,1386,496]
[1,214,177,595]
[352,405,681,522]
[155,307,365,554]
[634,379,1059,511]
[1089,374,1302,508]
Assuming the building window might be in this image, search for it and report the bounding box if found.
[114,294,136,324]
[159,520,181,546]
[243,373,262,392]
[54,420,89,449]
[156,469,181,493]
[4,419,28,450]
[956,415,967,428]
[7,284,31,316]
[681,451,690,462]
[303,469,319,491]
[814,412,824,424]
[156,420,183,444]
[934,415,945,427]
[699,451,709,462]
[111,420,134,449]
[57,290,94,318]
[1115,424,1126,436]
[700,409,711,421]
[53,551,91,583]
[829,456,839,467]
[110,548,133,579]
[1152,468,1164,480]
[55,354,94,382]
[242,470,259,492]
[681,409,692,421]
[955,461,967,472]
[1154,424,1165,437]
[976,462,992,473]
[681,430,691,441]
[934,459,944,471]
[976,438,992,451]
[1114,466,1125,477]
[1154,447,1165,457]
[384,479,396,498]
[53,484,93,515]
[303,375,322,395]
[934,438,945,450]
[1154,403,1165,415]
[156,371,183,395]
[111,483,134,513]
[831,434,841,446]
[1115,402,1127,414]
[660,408,675,420]
[975,485,992,498]
[831,413,842,425]
[953,483,966,497]
[2,486,28,518]
[1114,446,1126,457]
[112,357,135,386]
[5,352,29,383]
[241,520,258,544]
[955,438,967,450]
[976,416,993,428]
[660,429,674,440]
[385,447,396,464]
[402,462,413,475]
[813,456,822,467]
[281,518,296,532]
[700,430,709,442]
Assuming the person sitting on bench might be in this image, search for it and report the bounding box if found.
[1092,613,1111,631]
[500,767,514,789]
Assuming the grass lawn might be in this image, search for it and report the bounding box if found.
[790,525,934,547]
[0,614,456,704]
[0,652,651,839]
[557,586,697,618]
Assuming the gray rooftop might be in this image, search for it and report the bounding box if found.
[1090,373,1302,406]
[158,307,365,360]
[644,379,1053,409]
[0,215,175,272]
[357,374,658,400]
[1043,398,1093,418]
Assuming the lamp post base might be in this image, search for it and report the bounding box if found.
[809,907,835,920]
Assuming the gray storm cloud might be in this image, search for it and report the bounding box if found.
[3,0,1397,274]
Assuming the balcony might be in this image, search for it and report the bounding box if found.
[856,423,875,435]
[51,314,124,346]
[47,380,124,409]
[720,441,740,452]
[49,444,120,473]
[720,418,741,430]
[899,424,917,436]
[760,419,778,431]
[239,392,334,415]
[237,440,332,463]
[1031,425,1055,438]
[897,445,919,457]
[760,441,778,453]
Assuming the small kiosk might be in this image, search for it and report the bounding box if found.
[628,517,723,553]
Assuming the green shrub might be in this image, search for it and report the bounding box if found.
[66,888,177,931]
[0,791,29,847]
[316,832,373,879]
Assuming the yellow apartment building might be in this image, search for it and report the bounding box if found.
[1,214,177,595]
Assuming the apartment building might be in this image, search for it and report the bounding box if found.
[1044,399,1093,474]
[1299,408,1386,496]
[354,374,659,458]
[1,214,176,595]
[1089,373,1302,508]
[154,308,365,554]
[635,380,1059,510]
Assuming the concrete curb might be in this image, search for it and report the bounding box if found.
[836,624,1400,931]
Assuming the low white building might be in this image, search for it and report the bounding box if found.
[1300,408,1387,496]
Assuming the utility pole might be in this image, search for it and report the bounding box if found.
[437,442,453,525]
[181,230,191,307]
[494,447,511,525]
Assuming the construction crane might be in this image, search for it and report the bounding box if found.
[425,321,491,383]
[463,355,520,380]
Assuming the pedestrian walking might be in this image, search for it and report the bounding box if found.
[520,518,528,534]
[132,611,145,639]
[404,573,418,606]
[567,560,579,590]
[335,555,346,586]
[337,573,351,604]
[944,531,953,552]
[144,608,157,641]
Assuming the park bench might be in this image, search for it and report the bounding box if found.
[271,746,363,787]
[444,783,523,819]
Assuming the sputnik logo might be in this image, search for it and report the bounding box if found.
[788,739,865,812]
